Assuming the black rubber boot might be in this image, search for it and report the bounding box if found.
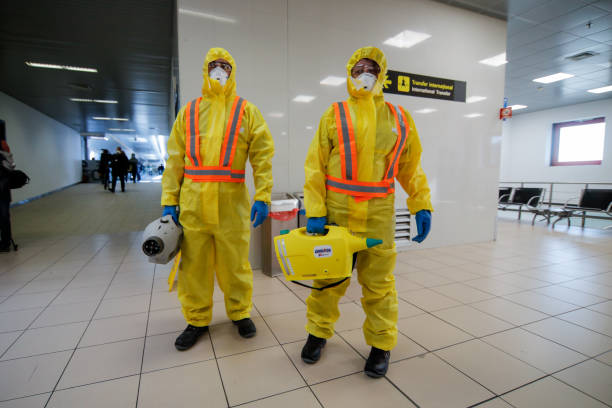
[364,346,390,378]
[233,318,257,338]
[301,334,326,364]
[175,324,208,351]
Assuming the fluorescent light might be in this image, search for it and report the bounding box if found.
[157,135,167,160]
[108,128,135,132]
[533,72,574,83]
[479,53,507,67]
[587,85,612,94]
[178,8,236,23]
[415,108,437,114]
[132,137,148,143]
[268,112,284,118]
[25,61,97,73]
[293,95,315,103]
[320,76,346,86]
[281,131,287,136]
[88,136,108,140]
[70,98,117,103]
[464,113,483,118]
[92,117,129,121]
[306,126,314,130]
[509,104,527,110]
[384,30,431,49]
[466,96,487,103]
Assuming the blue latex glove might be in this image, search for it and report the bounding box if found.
[412,210,431,243]
[162,205,179,225]
[250,201,269,228]
[307,216,327,234]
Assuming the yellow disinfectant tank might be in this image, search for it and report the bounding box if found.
[274,226,382,283]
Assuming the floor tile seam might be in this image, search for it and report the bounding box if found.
[134,262,158,408]
[507,363,612,408]
[208,324,231,407]
[526,289,602,308]
[43,246,129,407]
[549,311,612,340]
[0,391,51,404]
[497,292,581,317]
[0,238,91,304]
[467,395,514,408]
[140,356,218,376]
[429,301,526,333]
[519,322,608,358]
[0,235,64,276]
[91,309,150,322]
[556,281,612,300]
[254,303,325,406]
[428,350,502,397]
[228,386,316,408]
[49,373,140,394]
[0,240,116,361]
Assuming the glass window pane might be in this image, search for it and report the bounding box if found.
[558,122,605,162]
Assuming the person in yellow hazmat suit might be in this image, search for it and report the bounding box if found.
[161,48,274,351]
[301,47,433,377]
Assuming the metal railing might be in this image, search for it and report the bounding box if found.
[499,181,612,227]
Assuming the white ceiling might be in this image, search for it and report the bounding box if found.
[435,0,611,114]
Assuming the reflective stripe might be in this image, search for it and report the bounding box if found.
[189,99,199,167]
[223,97,245,166]
[326,101,410,200]
[336,102,354,180]
[184,168,245,178]
[326,178,390,194]
[184,96,247,183]
[385,104,408,180]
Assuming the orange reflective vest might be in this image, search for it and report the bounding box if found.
[326,101,409,201]
[183,96,247,182]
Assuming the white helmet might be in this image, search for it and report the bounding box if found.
[142,215,183,264]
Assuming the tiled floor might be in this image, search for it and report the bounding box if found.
[0,183,611,407]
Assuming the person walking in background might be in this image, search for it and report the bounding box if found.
[129,153,139,183]
[99,149,111,190]
[0,120,15,252]
[110,146,129,193]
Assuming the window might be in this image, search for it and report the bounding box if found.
[551,117,605,166]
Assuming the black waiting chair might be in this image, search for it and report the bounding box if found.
[498,187,545,222]
[551,189,612,228]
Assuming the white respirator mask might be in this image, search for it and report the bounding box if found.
[351,73,377,91]
[209,67,228,86]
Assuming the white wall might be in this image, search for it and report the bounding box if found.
[500,99,612,183]
[1,92,82,203]
[177,0,507,262]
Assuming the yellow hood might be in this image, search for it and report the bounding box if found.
[345,46,387,98]
[201,47,237,98]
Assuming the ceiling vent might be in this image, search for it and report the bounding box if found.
[566,51,598,61]
[66,82,93,91]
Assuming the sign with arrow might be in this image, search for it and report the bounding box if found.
[383,69,466,102]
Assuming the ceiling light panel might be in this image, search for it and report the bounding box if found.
[293,95,316,103]
[532,73,574,83]
[320,76,346,86]
[587,85,612,94]
[466,96,487,103]
[25,62,97,73]
[384,30,431,49]
[414,108,437,114]
[478,53,507,67]
[464,113,484,118]
[509,104,527,110]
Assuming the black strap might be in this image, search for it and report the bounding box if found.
[291,277,349,291]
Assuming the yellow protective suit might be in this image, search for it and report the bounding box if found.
[162,48,274,326]
[303,47,433,350]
